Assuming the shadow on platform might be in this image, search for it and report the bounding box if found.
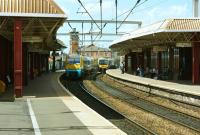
[0,85,15,102]
[23,72,70,98]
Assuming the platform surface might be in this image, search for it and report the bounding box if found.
[0,72,126,135]
[106,69,200,97]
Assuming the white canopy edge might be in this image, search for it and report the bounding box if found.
[110,18,200,47]
[0,12,67,18]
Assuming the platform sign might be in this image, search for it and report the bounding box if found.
[132,48,142,52]
[23,36,43,43]
[176,42,192,47]
[153,46,167,52]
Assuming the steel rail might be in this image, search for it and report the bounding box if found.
[79,81,157,135]
[92,75,200,133]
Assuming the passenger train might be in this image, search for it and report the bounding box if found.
[97,57,109,73]
[83,56,95,75]
[65,54,94,78]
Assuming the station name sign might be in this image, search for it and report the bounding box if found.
[132,48,142,52]
[176,42,192,47]
[153,46,167,52]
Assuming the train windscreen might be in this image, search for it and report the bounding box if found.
[68,58,80,64]
[84,60,91,65]
[99,60,108,65]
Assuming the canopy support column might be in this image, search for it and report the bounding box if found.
[46,54,49,72]
[14,19,23,97]
[192,43,200,84]
[169,47,174,79]
[30,52,34,80]
[52,50,56,72]
[37,54,41,75]
[157,52,161,74]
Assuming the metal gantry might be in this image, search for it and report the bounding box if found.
[57,19,142,44]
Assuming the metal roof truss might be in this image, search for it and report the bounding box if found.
[0,16,65,51]
[111,32,200,53]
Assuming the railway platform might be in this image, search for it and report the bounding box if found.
[0,71,126,135]
[106,69,200,106]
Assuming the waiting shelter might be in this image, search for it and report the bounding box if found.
[110,19,200,84]
[0,0,66,97]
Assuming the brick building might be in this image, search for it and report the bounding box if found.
[80,44,112,59]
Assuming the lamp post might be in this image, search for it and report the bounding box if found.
[193,0,199,17]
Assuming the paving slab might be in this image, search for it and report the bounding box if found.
[0,100,34,135]
[107,69,200,96]
[8,71,126,135]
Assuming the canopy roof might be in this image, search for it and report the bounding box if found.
[110,18,200,52]
[0,0,66,51]
[0,0,64,15]
[55,39,67,51]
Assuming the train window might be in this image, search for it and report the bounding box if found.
[74,58,80,64]
[84,60,91,65]
[68,58,80,64]
[99,60,108,65]
[68,59,73,64]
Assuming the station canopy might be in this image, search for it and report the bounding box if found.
[0,0,66,52]
[110,18,200,53]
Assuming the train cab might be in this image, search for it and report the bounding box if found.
[98,58,109,73]
[65,54,83,78]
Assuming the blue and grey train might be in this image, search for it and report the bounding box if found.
[65,54,94,78]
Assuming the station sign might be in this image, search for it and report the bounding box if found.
[153,46,167,52]
[132,48,142,52]
[176,42,192,47]
[28,45,49,54]
[23,36,43,43]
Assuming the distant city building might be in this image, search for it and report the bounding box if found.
[80,44,112,59]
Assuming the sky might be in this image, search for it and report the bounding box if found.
[55,0,195,53]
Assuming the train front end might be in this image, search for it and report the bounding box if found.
[65,55,83,79]
[98,58,109,73]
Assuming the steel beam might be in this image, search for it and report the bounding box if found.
[57,32,124,36]
[79,40,113,42]
[0,18,8,30]
[65,19,142,25]
[39,19,49,32]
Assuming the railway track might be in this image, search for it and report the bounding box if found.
[61,77,157,135]
[91,75,200,133]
